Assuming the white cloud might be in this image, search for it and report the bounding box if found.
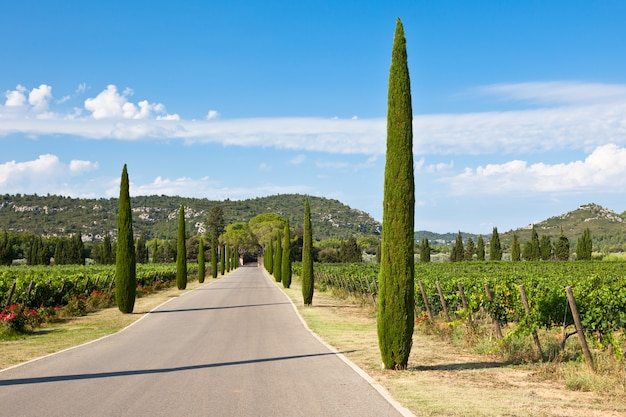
[28,84,52,112]
[1,81,626,157]
[5,85,27,107]
[0,154,99,195]
[442,144,626,195]
[476,81,626,106]
[83,85,176,120]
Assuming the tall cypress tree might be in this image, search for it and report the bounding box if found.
[267,237,274,274]
[377,18,415,370]
[136,233,148,264]
[115,164,136,313]
[489,227,502,261]
[281,219,292,288]
[274,232,282,283]
[419,238,430,263]
[176,204,187,290]
[198,237,206,283]
[576,228,592,260]
[511,233,521,261]
[211,234,218,278]
[451,231,464,262]
[220,244,226,275]
[302,197,314,305]
[554,228,570,261]
[476,235,485,261]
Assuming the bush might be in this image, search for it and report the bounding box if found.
[0,304,41,332]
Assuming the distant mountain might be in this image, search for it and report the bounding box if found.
[0,194,381,242]
[502,203,626,251]
[414,231,479,246]
[415,203,626,251]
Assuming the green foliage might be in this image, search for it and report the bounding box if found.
[302,197,314,305]
[476,235,485,261]
[464,237,476,261]
[419,238,431,263]
[274,232,282,283]
[207,206,225,241]
[220,244,226,276]
[115,164,136,314]
[136,233,148,264]
[489,227,502,261]
[511,234,521,261]
[377,18,414,370]
[451,231,464,262]
[540,235,553,260]
[340,236,362,263]
[198,237,205,283]
[554,228,570,261]
[211,235,218,279]
[176,205,187,290]
[576,228,593,260]
[281,220,292,288]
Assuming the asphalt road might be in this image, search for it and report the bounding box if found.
[0,265,409,417]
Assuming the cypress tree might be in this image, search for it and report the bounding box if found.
[302,197,314,305]
[464,237,476,261]
[136,233,148,264]
[274,232,282,283]
[377,18,415,370]
[540,235,553,260]
[211,234,218,278]
[176,205,187,290]
[489,227,502,261]
[476,235,485,261]
[220,244,226,275]
[451,231,464,262]
[267,238,274,274]
[115,164,136,313]
[554,228,570,261]
[198,237,206,283]
[281,220,292,288]
[511,233,521,261]
[576,228,592,260]
[529,226,541,260]
[226,246,231,272]
[419,238,430,263]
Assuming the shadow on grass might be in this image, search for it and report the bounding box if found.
[409,361,511,372]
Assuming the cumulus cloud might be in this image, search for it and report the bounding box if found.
[28,84,53,111]
[0,154,99,195]
[442,144,626,195]
[5,85,27,107]
[83,85,177,120]
[206,110,220,120]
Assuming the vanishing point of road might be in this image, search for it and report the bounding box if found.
[0,265,412,417]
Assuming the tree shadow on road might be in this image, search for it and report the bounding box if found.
[0,350,357,387]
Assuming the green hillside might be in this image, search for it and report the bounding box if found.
[0,193,381,242]
[502,203,626,252]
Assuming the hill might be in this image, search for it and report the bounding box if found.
[502,203,626,251]
[0,194,381,242]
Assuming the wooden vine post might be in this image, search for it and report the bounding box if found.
[436,281,451,322]
[519,285,543,358]
[565,286,595,372]
[418,280,434,323]
[457,282,473,323]
[484,284,503,339]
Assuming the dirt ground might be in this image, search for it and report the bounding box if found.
[284,284,626,417]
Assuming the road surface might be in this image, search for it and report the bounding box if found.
[0,265,410,417]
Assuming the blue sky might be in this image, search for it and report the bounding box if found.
[2,1,626,234]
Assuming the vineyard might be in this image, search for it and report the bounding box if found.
[0,263,194,310]
[295,261,626,360]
